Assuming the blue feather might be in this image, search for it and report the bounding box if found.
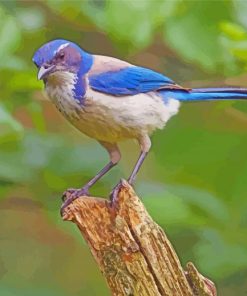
[89,66,175,95]
[33,39,68,67]
[33,39,94,104]
[160,88,247,102]
[73,51,93,103]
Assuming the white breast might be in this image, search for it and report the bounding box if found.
[79,89,180,142]
[45,71,82,121]
[44,72,180,143]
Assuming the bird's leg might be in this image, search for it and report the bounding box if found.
[110,135,151,204]
[61,142,121,214]
[128,151,148,185]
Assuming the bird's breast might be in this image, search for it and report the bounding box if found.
[45,76,180,143]
[45,71,82,121]
[80,89,181,142]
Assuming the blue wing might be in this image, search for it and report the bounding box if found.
[88,66,183,96]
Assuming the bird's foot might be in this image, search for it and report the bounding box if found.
[109,179,125,206]
[60,187,89,216]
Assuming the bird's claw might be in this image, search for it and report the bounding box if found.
[60,187,89,216]
[62,188,76,202]
[109,179,124,206]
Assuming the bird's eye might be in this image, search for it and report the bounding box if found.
[59,52,65,59]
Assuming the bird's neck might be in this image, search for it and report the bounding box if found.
[72,51,93,103]
[45,51,94,104]
[45,71,83,121]
[45,71,79,102]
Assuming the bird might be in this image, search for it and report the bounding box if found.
[33,39,247,213]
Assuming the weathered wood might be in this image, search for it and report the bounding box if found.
[62,180,216,296]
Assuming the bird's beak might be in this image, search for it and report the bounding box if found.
[37,65,56,80]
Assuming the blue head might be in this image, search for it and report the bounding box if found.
[32,39,93,101]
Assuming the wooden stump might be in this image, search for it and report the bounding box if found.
[62,180,216,296]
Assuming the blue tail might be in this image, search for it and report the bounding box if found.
[161,88,247,102]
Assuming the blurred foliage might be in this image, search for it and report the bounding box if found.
[1,0,247,295]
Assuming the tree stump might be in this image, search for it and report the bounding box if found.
[61,180,216,296]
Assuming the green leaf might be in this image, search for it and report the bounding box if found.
[194,229,247,279]
[106,0,154,51]
[0,7,21,57]
[219,21,247,41]
[80,0,179,53]
[0,104,24,144]
[164,1,232,71]
[142,187,191,225]
[166,184,229,224]
[139,182,229,226]
[231,42,247,61]
[16,7,45,32]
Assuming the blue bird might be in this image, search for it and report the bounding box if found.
[33,39,247,213]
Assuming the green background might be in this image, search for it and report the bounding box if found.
[1,0,247,295]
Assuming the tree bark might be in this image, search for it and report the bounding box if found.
[61,180,217,296]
